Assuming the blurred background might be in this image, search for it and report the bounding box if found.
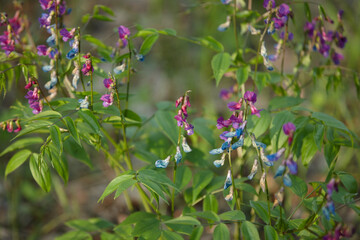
[0,0,359,239]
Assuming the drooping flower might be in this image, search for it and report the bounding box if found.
[182,136,192,153]
[221,0,232,4]
[263,0,275,10]
[214,153,226,168]
[37,45,48,56]
[6,120,13,132]
[283,122,296,145]
[277,4,290,18]
[103,78,114,89]
[114,63,126,74]
[219,87,233,100]
[248,25,260,35]
[248,159,258,180]
[155,156,171,168]
[174,92,194,136]
[224,186,233,201]
[81,54,93,76]
[266,148,285,162]
[227,98,243,111]
[224,170,232,190]
[274,164,285,178]
[100,93,114,107]
[14,120,21,133]
[283,173,292,186]
[39,13,51,28]
[217,16,231,32]
[175,146,182,164]
[331,52,344,65]
[60,28,75,42]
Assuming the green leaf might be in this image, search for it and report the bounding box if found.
[83,34,109,49]
[138,176,168,204]
[270,111,295,150]
[311,112,349,132]
[175,166,192,190]
[301,134,318,166]
[66,218,113,232]
[93,14,113,21]
[164,216,200,226]
[247,110,271,137]
[29,154,52,192]
[50,125,63,154]
[250,200,270,224]
[78,109,101,134]
[47,144,68,183]
[324,143,340,167]
[0,137,43,157]
[241,221,260,240]
[81,14,91,24]
[133,218,161,239]
[13,120,52,139]
[264,225,278,240]
[64,117,81,145]
[289,175,308,197]
[98,173,136,202]
[5,149,32,177]
[138,169,178,190]
[336,171,358,194]
[254,72,269,92]
[26,110,62,122]
[236,66,250,86]
[313,124,325,150]
[219,210,246,221]
[190,226,203,240]
[194,36,224,52]
[186,211,219,222]
[56,230,91,240]
[192,118,215,146]
[139,33,159,55]
[97,5,115,16]
[161,230,184,240]
[158,28,177,36]
[63,137,93,168]
[203,194,218,213]
[304,3,312,21]
[155,110,178,145]
[192,171,213,203]
[214,223,230,240]
[211,52,231,86]
[269,97,304,110]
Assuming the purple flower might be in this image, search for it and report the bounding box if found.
[277,4,290,17]
[118,25,130,48]
[335,33,347,48]
[220,131,230,141]
[249,103,262,117]
[244,91,257,103]
[60,28,75,42]
[39,0,51,10]
[326,178,339,196]
[103,78,114,89]
[283,122,296,135]
[263,0,275,10]
[175,96,184,108]
[286,158,298,175]
[81,56,93,76]
[39,13,50,28]
[280,31,293,41]
[273,17,286,29]
[322,30,334,42]
[30,101,43,114]
[48,48,58,59]
[219,88,232,100]
[100,94,113,107]
[221,0,232,4]
[229,114,243,129]
[304,21,316,37]
[37,45,47,56]
[216,116,232,129]
[337,10,344,21]
[184,122,194,135]
[331,52,344,65]
[319,43,330,57]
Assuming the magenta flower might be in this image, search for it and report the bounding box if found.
[304,21,316,37]
[39,0,52,10]
[6,121,13,132]
[227,99,243,111]
[100,94,114,107]
[184,122,194,135]
[175,96,184,108]
[174,92,194,135]
[30,101,43,114]
[249,103,262,117]
[37,45,48,56]
[103,78,114,89]
[331,52,344,65]
[283,122,296,145]
[244,91,257,103]
[81,55,93,76]
[216,116,232,129]
[219,88,232,100]
[118,25,130,48]
[263,0,275,10]
[39,13,51,28]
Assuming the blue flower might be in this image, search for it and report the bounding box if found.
[182,136,192,153]
[210,147,224,155]
[78,96,89,109]
[283,173,292,187]
[42,65,53,72]
[175,146,182,164]
[255,141,267,149]
[213,153,226,168]
[322,207,330,220]
[136,54,144,61]
[266,148,285,162]
[224,170,232,190]
[274,164,286,178]
[231,136,244,150]
[155,156,170,168]
[46,34,56,47]
[66,48,78,60]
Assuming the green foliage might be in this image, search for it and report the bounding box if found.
[211,52,231,86]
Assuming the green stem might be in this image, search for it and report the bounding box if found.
[232,0,239,54]
[287,185,320,220]
[90,70,94,108]
[125,40,132,110]
[281,22,288,76]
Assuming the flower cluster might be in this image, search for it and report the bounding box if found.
[174,92,194,135]
[264,1,292,35]
[100,78,114,107]
[322,178,339,220]
[155,93,193,169]
[0,119,21,133]
[323,224,354,240]
[304,10,347,65]
[81,53,93,76]
[24,79,43,114]
[0,7,24,56]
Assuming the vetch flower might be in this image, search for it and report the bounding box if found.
[78,96,89,109]
[103,78,114,89]
[39,13,51,28]
[331,52,344,65]
[277,4,290,18]
[248,159,258,180]
[283,122,296,145]
[100,93,114,107]
[260,172,266,192]
[227,98,243,111]
[286,157,298,175]
[225,186,233,201]
[37,45,48,56]
[231,135,244,150]
[259,148,274,166]
[217,16,231,32]
[213,153,226,168]
[175,146,182,164]
[155,156,171,168]
[46,34,56,47]
[263,0,275,10]
[114,63,126,74]
[118,25,130,48]
[221,0,232,4]
[283,173,292,187]
[60,28,75,42]
[224,170,232,190]
[135,53,144,61]
[210,147,224,155]
[266,148,285,162]
[14,119,21,133]
[248,25,260,35]
[81,54,93,76]
[182,136,192,153]
[6,120,13,132]
[274,164,285,178]
[66,48,78,60]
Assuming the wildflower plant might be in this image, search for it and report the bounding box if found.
[0,0,359,239]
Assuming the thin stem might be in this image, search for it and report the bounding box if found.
[232,0,239,53]
[248,0,252,10]
[125,40,132,110]
[281,23,289,76]
[90,70,94,108]
[287,185,320,220]
[171,126,182,217]
[191,189,224,206]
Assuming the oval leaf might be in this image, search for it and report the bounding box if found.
[211,52,231,86]
[5,149,32,177]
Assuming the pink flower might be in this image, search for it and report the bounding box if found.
[244,91,257,103]
[100,94,113,107]
[118,25,130,48]
[103,78,114,89]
